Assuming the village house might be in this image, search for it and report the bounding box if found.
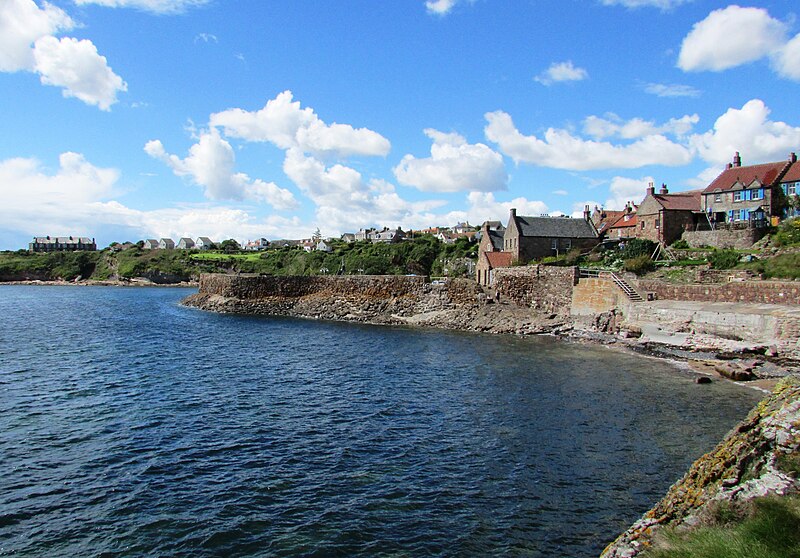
[159,238,175,250]
[592,204,638,241]
[372,227,405,243]
[29,236,96,252]
[340,233,356,243]
[636,183,702,246]
[143,239,159,250]
[701,152,797,228]
[354,228,374,242]
[475,220,510,286]
[316,240,333,252]
[781,156,800,217]
[453,221,472,234]
[195,237,214,250]
[243,238,270,251]
[503,207,599,263]
[177,237,195,249]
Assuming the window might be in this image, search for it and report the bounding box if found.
[551,239,558,251]
[564,239,571,250]
[655,218,660,229]
[733,191,743,202]
[714,193,722,202]
[641,222,645,230]
[733,209,741,221]
[787,182,798,196]
[752,188,763,200]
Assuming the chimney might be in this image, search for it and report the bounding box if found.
[659,183,669,195]
[583,204,591,221]
[733,151,742,167]
[646,182,655,196]
[510,207,517,219]
[791,152,797,163]
[726,163,733,169]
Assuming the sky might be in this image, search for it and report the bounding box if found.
[1,0,799,249]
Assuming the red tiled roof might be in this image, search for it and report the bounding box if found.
[782,161,800,182]
[485,251,513,268]
[609,214,637,229]
[595,210,626,232]
[654,190,702,211]
[703,161,791,194]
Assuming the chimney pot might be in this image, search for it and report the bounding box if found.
[659,183,669,195]
[646,182,655,196]
[791,152,797,163]
[510,207,517,218]
[733,151,742,167]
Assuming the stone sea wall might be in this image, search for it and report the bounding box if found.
[637,278,800,306]
[493,265,577,317]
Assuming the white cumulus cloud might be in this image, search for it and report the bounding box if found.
[426,0,456,14]
[0,0,74,72]
[678,6,787,72]
[534,61,588,85]
[144,129,298,210]
[33,36,127,111]
[773,33,800,80]
[689,99,800,166]
[484,110,693,170]
[0,0,126,109]
[393,129,507,193]
[210,91,391,158]
[583,113,699,140]
[604,176,654,210]
[73,0,211,14]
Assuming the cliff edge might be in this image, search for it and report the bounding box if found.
[601,376,800,557]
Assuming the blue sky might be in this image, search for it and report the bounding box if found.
[1,0,799,249]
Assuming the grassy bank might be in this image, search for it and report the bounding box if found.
[0,236,478,282]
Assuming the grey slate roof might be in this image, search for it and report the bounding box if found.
[487,230,504,250]
[515,216,597,239]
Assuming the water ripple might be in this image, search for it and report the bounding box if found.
[0,285,760,557]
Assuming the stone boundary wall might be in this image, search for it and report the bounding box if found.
[682,228,766,249]
[637,278,800,306]
[197,273,481,306]
[493,265,577,316]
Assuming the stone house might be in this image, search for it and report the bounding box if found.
[475,220,510,285]
[354,228,374,242]
[636,184,702,245]
[340,233,356,243]
[701,152,797,227]
[476,251,514,286]
[372,227,405,243]
[502,207,599,263]
[29,236,96,252]
[177,237,195,249]
[159,238,175,250]
[143,239,160,250]
[195,237,214,250]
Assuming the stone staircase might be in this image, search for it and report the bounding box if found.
[578,268,644,302]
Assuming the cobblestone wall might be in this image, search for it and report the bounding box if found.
[682,228,766,249]
[493,265,578,316]
[637,278,800,305]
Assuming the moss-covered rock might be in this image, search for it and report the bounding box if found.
[602,376,800,557]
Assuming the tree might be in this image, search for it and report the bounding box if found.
[219,239,241,253]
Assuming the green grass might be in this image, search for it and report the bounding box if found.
[643,496,800,558]
[741,253,800,280]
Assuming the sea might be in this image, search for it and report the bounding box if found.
[0,285,761,557]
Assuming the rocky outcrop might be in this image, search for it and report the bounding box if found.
[182,274,566,334]
[601,377,800,557]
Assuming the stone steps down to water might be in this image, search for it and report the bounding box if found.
[601,376,800,557]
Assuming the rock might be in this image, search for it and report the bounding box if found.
[695,376,712,384]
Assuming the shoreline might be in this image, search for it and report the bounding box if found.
[0,279,199,288]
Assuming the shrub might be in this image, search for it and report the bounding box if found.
[709,249,740,270]
[774,218,800,247]
[671,239,690,249]
[621,238,657,260]
[622,254,655,275]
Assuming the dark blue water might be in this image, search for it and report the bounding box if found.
[0,286,760,557]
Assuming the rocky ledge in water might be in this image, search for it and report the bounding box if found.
[182,287,566,335]
[601,376,800,557]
